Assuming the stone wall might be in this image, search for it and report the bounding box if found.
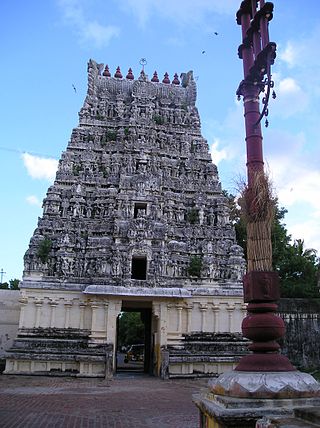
[279,298,320,370]
[3,292,320,375]
[0,290,20,369]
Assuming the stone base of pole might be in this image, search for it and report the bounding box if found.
[193,371,320,427]
[193,271,320,427]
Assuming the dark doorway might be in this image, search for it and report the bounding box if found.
[134,202,147,218]
[116,305,152,374]
[131,256,147,280]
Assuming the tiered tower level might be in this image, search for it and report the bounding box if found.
[6,61,247,378]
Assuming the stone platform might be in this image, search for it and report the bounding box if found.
[193,371,320,427]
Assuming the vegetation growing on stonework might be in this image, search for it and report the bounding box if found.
[186,208,199,224]
[37,238,52,264]
[100,135,107,146]
[99,165,108,178]
[72,164,82,175]
[101,130,117,145]
[224,191,320,298]
[153,115,165,125]
[188,255,203,277]
[106,130,117,141]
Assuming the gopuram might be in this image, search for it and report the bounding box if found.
[5,61,247,378]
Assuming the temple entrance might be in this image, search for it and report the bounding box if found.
[116,301,152,374]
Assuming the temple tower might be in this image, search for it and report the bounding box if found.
[5,61,247,378]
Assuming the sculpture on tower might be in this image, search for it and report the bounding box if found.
[5,61,247,378]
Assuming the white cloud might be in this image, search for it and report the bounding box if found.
[57,0,120,47]
[277,170,320,209]
[22,153,58,182]
[266,131,319,213]
[264,129,320,254]
[82,21,120,48]
[279,41,296,68]
[286,217,320,254]
[210,138,228,165]
[118,0,239,27]
[26,195,42,207]
[272,77,308,118]
[279,26,320,71]
[202,104,247,191]
[208,104,320,254]
[278,77,298,94]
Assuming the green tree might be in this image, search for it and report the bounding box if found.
[0,278,20,289]
[9,278,20,289]
[117,312,145,349]
[224,192,319,298]
[278,239,319,298]
[0,282,9,289]
[223,191,246,255]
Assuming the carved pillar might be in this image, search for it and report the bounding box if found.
[176,305,183,332]
[18,296,28,329]
[79,302,86,330]
[104,300,121,374]
[49,300,58,328]
[90,300,106,343]
[227,304,235,333]
[200,304,208,332]
[105,300,121,344]
[167,303,172,333]
[34,299,43,328]
[186,305,193,333]
[103,302,109,333]
[153,302,170,378]
[158,303,168,347]
[151,303,165,346]
[241,303,247,322]
[64,301,73,329]
[90,301,98,332]
[212,304,220,332]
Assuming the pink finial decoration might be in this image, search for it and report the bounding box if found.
[126,68,134,80]
[114,66,123,78]
[103,65,111,77]
[162,72,170,84]
[151,71,159,82]
[172,73,180,85]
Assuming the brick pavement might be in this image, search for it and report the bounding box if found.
[0,373,208,428]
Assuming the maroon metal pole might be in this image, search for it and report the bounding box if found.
[259,0,270,48]
[237,3,264,187]
[235,0,295,372]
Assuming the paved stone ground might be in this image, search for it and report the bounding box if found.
[0,373,208,428]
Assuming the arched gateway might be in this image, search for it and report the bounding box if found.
[5,62,248,378]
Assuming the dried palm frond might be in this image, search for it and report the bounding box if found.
[238,171,275,272]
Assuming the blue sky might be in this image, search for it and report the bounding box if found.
[1,0,320,281]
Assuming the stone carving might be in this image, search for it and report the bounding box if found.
[23,61,245,291]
